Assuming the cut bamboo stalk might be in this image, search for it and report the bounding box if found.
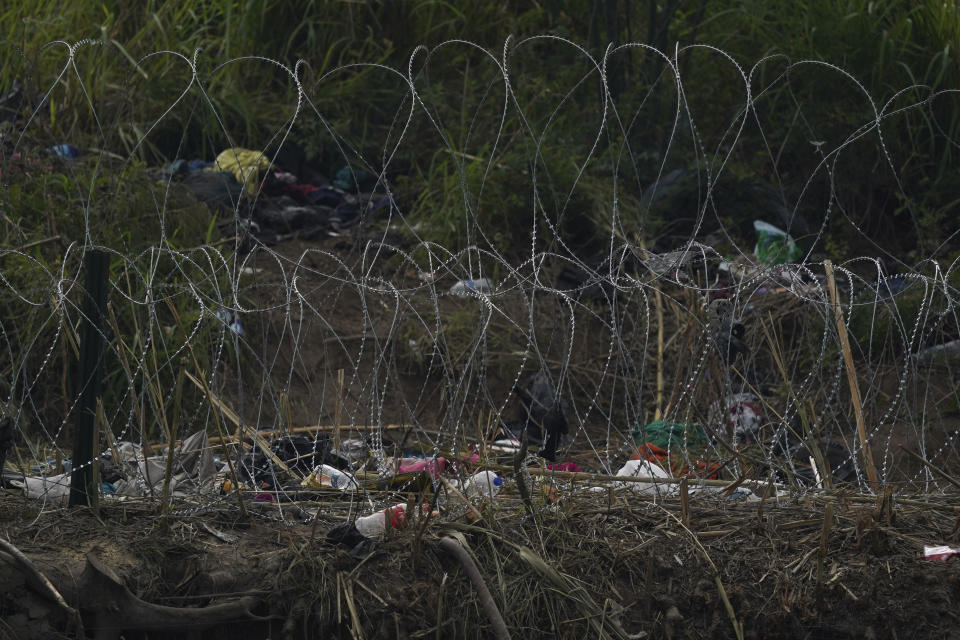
[823,260,879,491]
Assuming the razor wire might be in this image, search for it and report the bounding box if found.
[1,38,959,522]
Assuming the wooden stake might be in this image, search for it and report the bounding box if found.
[655,286,665,420]
[818,502,833,585]
[334,369,344,459]
[823,260,879,491]
[680,475,690,528]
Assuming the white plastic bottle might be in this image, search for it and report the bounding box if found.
[461,471,503,501]
[354,503,407,539]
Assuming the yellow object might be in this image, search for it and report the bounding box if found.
[213,148,271,197]
[300,472,325,489]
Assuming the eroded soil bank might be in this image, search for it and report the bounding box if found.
[1,485,958,640]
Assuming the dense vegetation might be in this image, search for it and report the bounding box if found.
[1,0,958,261]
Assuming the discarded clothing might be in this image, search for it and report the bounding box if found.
[546,462,582,473]
[634,442,720,479]
[331,165,375,191]
[393,456,447,479]
[515,371,569,461]
[214,148,272,197]
[632,420,708,450]
[15,472,71,505]
[181,171,243,212]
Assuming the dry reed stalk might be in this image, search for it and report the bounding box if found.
[165,300,248,517]
[823,260,879,491]
[183,370,297,478]
[899,446,960,491]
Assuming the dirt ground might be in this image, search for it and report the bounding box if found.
[1,477,959,639]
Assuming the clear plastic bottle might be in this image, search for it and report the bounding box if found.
[449,278,492,296]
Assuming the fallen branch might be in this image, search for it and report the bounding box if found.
[80,549,263,639]
[0,537,84,637]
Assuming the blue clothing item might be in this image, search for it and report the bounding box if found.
[48,144,80,159]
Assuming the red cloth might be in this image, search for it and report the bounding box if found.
[283,182,320,202]
[634,442,720,479]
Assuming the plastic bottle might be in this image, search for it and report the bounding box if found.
[449,278,491,297]
[461,471,503,501]
[300,464,359,491]
[354,503,407,539]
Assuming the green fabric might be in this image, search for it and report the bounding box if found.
[633,420,708,449]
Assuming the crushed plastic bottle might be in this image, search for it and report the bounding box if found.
[449,278,491,296]
[461,471,503,501]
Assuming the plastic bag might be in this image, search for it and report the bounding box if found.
[754,220,802,265]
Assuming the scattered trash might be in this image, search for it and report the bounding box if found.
[461,471,502,501]
[449,278,492,296]
[913,340,960,363]
[13,472,71,505]
[300,463,359,491]
[393,456,447,479]
[181,170,243,212]
[753,220,802,265]
[29,457,71,475]
[354,504,409,539]
[328,201,360,234]
[338,438,371,466]
[46,144,80,159]
[707,393,765,444]
[593,459,675,496]
[924,545,960,562]
[215,309,245,337]
[489,438,521,453]
[634,442,721,479]
[546,462,582,473]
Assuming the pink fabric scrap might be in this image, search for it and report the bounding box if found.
[546,462,582,473]
[397,456,448,479]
